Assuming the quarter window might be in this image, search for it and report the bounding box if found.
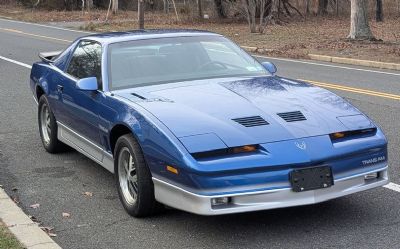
[66,40,102,85]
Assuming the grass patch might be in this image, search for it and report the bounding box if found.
[0,221,24,249]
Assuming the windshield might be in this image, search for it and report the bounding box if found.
[108,35,269,90]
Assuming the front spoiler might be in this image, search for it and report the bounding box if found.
[153,166,389,215]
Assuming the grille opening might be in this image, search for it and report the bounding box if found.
[232,116,269,127]
[329,128,377,142]
[277,111,306,122]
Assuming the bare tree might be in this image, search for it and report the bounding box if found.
[241,0,257,32]
[214,0,227,18]
[138,0,144,29]
[376,0,383,22]
[86,0,93,11]
[112,0,118,14]
[348,0,375,40]
[198,0,203,18]
[268,0,279,24]
[305,0,310,15]
[241,0,302,33]
[318,0,328,15]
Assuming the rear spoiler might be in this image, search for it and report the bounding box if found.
[38,51,62,63]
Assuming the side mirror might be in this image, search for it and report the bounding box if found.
[261,62,277,75]
[76,77,98,91]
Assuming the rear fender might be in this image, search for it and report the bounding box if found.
[30,63,52,102]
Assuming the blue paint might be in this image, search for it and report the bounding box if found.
[30,30,388,195]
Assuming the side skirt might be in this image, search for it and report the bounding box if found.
[57,121,114,173]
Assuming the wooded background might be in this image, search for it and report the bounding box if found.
[3,0,399,17]
[1,0,398,39]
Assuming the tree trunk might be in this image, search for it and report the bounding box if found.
[318,0,328,15]
[86,0,93,11]
[349,0,375,40]
[268,0,279,24]
[138,0,144,29]
[214,0,226,18]
[198,0,203,18]
[305,0,310,15]
[163,0,169,13]
[241,0,257,33]
[111,0,118,14]
[376,0,383,22]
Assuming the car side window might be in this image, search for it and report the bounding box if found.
[66,40,102,87]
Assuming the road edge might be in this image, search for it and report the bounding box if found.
[0,188,62,249]
[308,54,400,71]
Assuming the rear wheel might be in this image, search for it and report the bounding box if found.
[114,134,162,217]
[38,95,67,153]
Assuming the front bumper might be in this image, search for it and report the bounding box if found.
[153,166,388,215]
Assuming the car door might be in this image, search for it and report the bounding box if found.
[56,40,104,161]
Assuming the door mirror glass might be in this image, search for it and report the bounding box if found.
[261,62,277,75]
[76,77,98,91]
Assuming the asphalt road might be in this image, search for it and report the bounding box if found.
[1,18,400,249]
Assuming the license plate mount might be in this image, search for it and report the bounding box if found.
[290,166,333,192]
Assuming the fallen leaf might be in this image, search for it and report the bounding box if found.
[40,226,54,232]
[30,203,40,209]
[62,212,70,218]
[29,215,38,222]
[83,191,93,197]
[40,226,57,237]
[11,187,18,191]
[12,197,19,204]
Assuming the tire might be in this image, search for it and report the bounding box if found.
[114,134,162,217]
[38,95,68,153]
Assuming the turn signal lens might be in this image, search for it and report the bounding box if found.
[232,145,258,154]
[331,132,345,139]
[329,128,377,142]
[166,165,179,174]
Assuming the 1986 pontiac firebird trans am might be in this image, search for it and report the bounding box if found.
[30,30,389,217]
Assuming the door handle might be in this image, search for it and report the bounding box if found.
[57,85,64,93]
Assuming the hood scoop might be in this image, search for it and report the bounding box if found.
[232,116,269,127]
[277,111,306,122]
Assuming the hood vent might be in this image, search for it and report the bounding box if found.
[277,111,306,122]
[131,93,146,100]
[232,116,269,127]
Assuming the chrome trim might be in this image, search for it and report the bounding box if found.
[57,121,114,173]
[335,165,388,182]
[152,167,389,215]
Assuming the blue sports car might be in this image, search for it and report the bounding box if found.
[30,30,389,217]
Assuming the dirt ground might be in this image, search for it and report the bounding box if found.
[1,5,399,63]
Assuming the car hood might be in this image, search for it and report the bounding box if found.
[115,76,374,152]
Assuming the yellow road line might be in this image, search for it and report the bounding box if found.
[301,79,400,101]
[0,28,72,43]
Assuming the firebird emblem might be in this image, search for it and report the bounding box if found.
[295,141,306,150]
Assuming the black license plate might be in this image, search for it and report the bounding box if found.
[290,166,333,192]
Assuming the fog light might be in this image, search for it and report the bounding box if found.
[211,197,230,206]
[364,172,378,180]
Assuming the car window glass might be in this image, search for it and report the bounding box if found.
[201,41,246,69]
[108,36,267,90]
[66,40,102,85]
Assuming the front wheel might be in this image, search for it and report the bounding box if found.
[38,95,67,153]
[114,134,162,217]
